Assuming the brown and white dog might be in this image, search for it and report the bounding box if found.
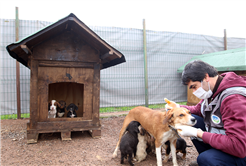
[48,100,61,118]
[112,105,196,166]
[135,125,148,162]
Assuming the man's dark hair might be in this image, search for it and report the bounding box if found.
[181,60,218,85]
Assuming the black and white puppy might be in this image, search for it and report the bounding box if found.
[66,103,78,118]
[120,121,140,166]
[57,100,66,118]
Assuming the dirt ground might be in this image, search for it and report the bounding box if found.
[1,112,198,166]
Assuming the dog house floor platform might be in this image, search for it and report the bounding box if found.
[27,121,101,143]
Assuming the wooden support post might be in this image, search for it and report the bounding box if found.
[15,7,21,119]
[61,131,72,141]
[27,131,39,144]
[89,130,101,139]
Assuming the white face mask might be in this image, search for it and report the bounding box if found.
[193,81,213,99]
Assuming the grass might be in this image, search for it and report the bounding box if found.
[1,113,30,120]
[100,101,187,113]
[1,102,187,120]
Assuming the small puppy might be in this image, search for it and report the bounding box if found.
[164,137,192,162]
[135,125,148,162]
[120,121,141,166]
[66,103,78,118]
[57,100,66,118]
[48,100,60,118]
[146,132,156,154]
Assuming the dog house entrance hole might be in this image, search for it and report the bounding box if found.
[48,82,84,118]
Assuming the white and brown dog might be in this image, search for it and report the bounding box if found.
[135,125,148,162]
[48,100,60,118]
[112,102,196,166]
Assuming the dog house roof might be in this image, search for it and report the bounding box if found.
[6,13,126,69]
[177,47,246,73]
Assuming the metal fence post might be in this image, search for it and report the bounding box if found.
[143,19,149,107]
[224,29,227,50]
[15,7,21,119]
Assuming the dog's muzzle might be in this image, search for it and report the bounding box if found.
[191,117,197,125]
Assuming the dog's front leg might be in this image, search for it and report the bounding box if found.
[155,146,162,166]
[170,140,178,166]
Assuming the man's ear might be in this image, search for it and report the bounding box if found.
[205,73,210,82]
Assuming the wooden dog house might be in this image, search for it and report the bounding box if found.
[177,47,246,105]
[6,13,125,143]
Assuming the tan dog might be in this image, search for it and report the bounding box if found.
[112,105,196,166]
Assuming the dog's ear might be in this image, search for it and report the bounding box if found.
[48,101,52,110]
[140,127,146,136]
[136,128,140,133]
[58,101,66,109]
[142,128,146,135]
[75,105,78,111]
[163,109,174,124]
[67,104,72,110]
[126,125,130,131]
[55,102,61,108]
[135,127,140,134]
[167,109,175,123]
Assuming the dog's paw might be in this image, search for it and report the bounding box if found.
[112,152,117,158]
[163,156,169,163]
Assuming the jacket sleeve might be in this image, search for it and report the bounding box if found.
[180,100,203,117]
[202,94,246,158]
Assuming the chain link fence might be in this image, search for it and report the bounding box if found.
[1,18,245,119]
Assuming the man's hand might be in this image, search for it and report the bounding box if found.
[176,125,202,137]
[164,98,180,111]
